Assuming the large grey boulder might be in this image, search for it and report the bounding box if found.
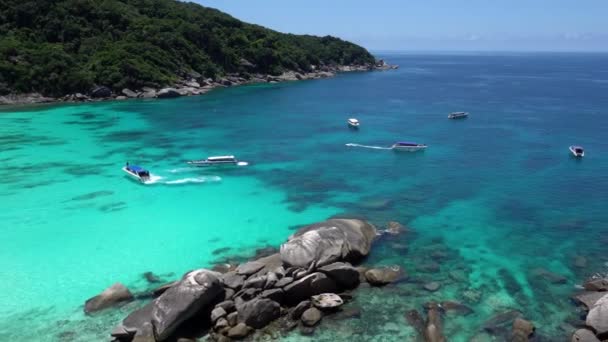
[157,88,181,99]
[586,294,608,336]
[237,298,281,329]
[236,261,265,276]
[151,269,224,340]
[84,282,133,314]
[283,272,337,304]
[91,86,112,98]
[319,262,360,289]
[280,219,376,268]
[122,88,138,98]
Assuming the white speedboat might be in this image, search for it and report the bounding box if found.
[569,146,584,158]
[122,164,152,183]
[347,118,360,128]
[448,112,469,119]
[392,141,427,152]
[187,155,247,167]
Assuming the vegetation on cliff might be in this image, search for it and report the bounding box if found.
[0,0,375,96]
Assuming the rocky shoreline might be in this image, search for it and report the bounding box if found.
[0,62,398,106]
[78,217,583,342]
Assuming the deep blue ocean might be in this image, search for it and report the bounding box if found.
[1,53,607,341]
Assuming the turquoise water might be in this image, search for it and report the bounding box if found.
[1,53,608,341]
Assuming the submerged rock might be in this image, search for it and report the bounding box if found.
[511,318,535,342]
[423,281,441,292]
[425,302,445,342]
[84,282,133,314]
[365,266,404,286]
[440,301,474,316]
[279,219,376,268]
[291,300,311,320]
[483,310,522,334]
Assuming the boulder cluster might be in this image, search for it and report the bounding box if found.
[571,275,608,341]
[87,219,386,341]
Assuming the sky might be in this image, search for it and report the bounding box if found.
[195,0,608,52]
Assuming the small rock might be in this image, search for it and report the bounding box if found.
[222,272,245,290]
[214,317,229,332]
[227,311,238,326]
[116,96,127,100]
[211,307,227,323]
[236,261,265,276]
[260,288,284,303]
[275,276,294,288]
[216,300,236,313]
[311,293,343,310]
[440,301,473,316]
[237,298,281,329]
[318,262,360,289]
[301,307,322,327]
[291,300,311,320]
[243,275,266,289]
[227,323,252,338]
[423,282,441,292]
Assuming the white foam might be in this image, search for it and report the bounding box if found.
[346,143,392,150]
[168,167,195,173]
[237,161,249,166]
[163,176,222,185]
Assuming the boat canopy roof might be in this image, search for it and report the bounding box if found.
[207,155,236,161]
[129,165,147,172]
[348,118,359,122]
[396,142,419,146]
[451,112,468,114]
[571,145,584,149]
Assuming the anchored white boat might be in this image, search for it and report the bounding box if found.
[122,164,152,183]
[347,118,360,128]
[448,112,469,119]
[392,141,427,152]
[187,155,248,167]
[569,146,584,158]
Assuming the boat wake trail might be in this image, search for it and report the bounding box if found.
[345,143,392,150]
[163,176,222,185]
[167,167,197,174]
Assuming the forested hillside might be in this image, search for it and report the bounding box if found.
[0,0,375,96]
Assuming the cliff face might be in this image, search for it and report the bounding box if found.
[0,0,376,98]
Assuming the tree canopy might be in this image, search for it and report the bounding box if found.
[0,0,375,96]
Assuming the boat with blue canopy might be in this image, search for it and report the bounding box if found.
[122,163,152,183]
[391,141,427,151]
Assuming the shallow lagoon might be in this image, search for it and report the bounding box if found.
[1,53,608,341]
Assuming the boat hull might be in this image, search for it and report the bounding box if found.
[122,167,153,184]
[392,145,427,152]
[569,147,584,158]
[348,123,360,129]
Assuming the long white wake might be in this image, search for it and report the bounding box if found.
[144,174,222,185]
[346,143,393,150]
